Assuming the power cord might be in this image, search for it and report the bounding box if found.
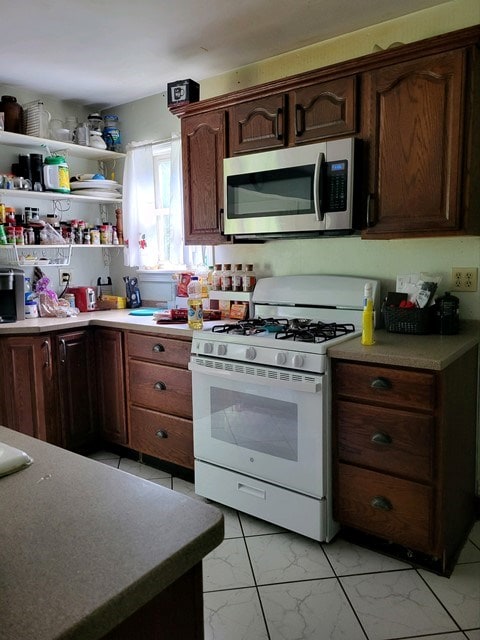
[59,273,71,298]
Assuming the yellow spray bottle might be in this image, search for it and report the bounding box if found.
[361,282,375,346]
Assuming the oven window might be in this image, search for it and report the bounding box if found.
[210,387,298,461]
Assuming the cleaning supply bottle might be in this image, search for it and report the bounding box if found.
[187,276,203,329]
[361,282,375,345]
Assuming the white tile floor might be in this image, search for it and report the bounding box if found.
[88,451,480,640]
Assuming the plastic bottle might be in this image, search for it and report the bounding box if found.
[361,282,375,345]
[43,156,70,193]
[187,276,203,329]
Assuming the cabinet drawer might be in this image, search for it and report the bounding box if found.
[336,400,434,482]
[335,463,433,552]
[129,361,192,418]
[334,362,435,410]
[127,332,191,368]
[129,406,193,469]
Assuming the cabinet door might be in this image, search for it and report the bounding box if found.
[56,330,97,451]
[94,328,127,445]
[0,335,59,444]
[363,49,466,237]
[291,77,357,144]
[182,110,227,245]
[230,95,286,154]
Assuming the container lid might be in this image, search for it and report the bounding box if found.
[45,155,67,164]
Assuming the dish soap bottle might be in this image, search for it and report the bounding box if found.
[361,282,375,345]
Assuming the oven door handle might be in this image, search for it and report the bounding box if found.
[189,359,323,393]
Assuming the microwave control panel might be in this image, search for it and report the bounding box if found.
[324,160,348,212]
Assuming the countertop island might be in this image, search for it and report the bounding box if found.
[0,426,224,640]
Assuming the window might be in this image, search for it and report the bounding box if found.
[123,137,212,271]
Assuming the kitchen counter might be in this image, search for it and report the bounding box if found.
[0,426,224,640]
[0,309,202,337]
[328,321,480,370]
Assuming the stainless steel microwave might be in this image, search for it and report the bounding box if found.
[224,137,356,238]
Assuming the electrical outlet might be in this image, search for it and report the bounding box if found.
[451,267,478,292]
[59,269,73,286]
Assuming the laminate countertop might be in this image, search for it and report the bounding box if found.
[328,321,479,370]
[0,426,224,640]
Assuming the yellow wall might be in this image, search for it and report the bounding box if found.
[202,0,480,98]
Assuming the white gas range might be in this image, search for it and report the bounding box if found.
[189,275,380,541]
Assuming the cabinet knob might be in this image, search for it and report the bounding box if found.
[371,496,393,511]
[370,377,391,390]
[154,381,167,391]
[153,343,165,353]
[371,432,392,445]
[155,429,168,439]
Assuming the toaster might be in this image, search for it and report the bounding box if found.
[67,286,97,312]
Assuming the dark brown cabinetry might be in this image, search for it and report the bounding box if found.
[56,329,97,452]
[0,335,59,444]
[332,347,478,573]
[175,26,480,244]
[181,110,227,245]
[126,332,194,470]
[362,49,474,237]
[229,77,357,154]
[94,328,128,445]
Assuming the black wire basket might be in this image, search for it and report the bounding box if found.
[382,304,435,334]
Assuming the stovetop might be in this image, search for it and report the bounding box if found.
[190,275,380,374]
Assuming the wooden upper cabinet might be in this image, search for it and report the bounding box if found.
[363,50,466,237]
[291,76,357,144]
[229,77,356,153]
[182,110,227,245]
[229,94,286,154]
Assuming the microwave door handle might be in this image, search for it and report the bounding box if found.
[314,152,325,221]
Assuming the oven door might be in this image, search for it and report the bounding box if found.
[189,355,329,498]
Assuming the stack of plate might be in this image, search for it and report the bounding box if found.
[69,179,122,199]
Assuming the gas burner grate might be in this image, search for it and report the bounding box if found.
[276,321,356,343]
[211,317,289,336]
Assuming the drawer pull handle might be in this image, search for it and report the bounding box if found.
[371,432,392,445]
[371,496,393,511]
[153,343,165,353]
[154,381,167,391]
[155,430,168,439]
[370,377,391,390]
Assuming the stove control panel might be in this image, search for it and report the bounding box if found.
[191,336,327,374]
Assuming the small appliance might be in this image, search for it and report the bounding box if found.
[0,268,25,322]
[224,137,359,238]
[67,286,97,312]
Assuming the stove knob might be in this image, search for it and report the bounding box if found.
[203,342,213,354]
[275,352,287,366]
[217,344,227,356]
[245,346,257,361]
[292,354,304,368]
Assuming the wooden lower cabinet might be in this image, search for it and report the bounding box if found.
[126,331,193,470]
[56,329,97,452]
[94,328,128,445]
[332,347,478,573]
[0,334,59,445]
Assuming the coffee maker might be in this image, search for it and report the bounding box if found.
[0,268,25,322]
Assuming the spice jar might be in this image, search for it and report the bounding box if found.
[212,264,222,291]
[243,264,256,292]
[232,263,243,292]
[221,264,232,291]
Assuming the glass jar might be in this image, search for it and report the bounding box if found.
[232,263,243,292]
[243,264,256,292]
[212,264,222,291]
[0,95,23,133]
[221,263,232,291]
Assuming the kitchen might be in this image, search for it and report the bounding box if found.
[1,0,480,638]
